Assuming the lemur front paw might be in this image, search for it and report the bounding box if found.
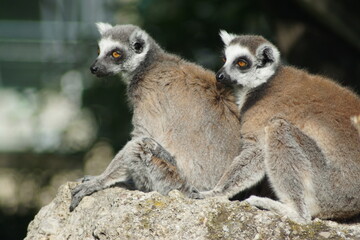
[69,179,102,212]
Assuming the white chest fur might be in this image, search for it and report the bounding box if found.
[234,86,250,112]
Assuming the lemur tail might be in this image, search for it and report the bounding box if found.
[351,115,360,136]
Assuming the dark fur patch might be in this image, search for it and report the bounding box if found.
[127,47,160,99]
[229,35,268,55]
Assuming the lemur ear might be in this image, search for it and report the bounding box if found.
[96,22,113,35]
[219,30,237,46]
[256,44,280,68]
[129,29,149,53]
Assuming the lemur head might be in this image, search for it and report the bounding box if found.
[90,23,160,81]
[216,31,280,88]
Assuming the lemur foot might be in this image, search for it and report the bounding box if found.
[193,190,219,199]
[183,187,203,199]
[245,196,310,224]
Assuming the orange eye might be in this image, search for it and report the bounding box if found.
[237,59,248,68]
[97,48,100,55]
[222,57,226,63]
[112,51,121,58]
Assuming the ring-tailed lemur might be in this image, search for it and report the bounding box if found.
[200,31,360,224]
[69,24,244,211]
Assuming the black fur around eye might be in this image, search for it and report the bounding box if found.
[235,57,251,70]
[237,59,248,68]
[107,48,124,61]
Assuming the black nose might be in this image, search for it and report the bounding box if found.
[215,70,233,85]
[90,65,98,74]
[216,72,225,81]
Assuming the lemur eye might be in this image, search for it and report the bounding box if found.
[237,59,248,68]
[97,48,100,55]
[222,57,227,63]
[112,51,121,58]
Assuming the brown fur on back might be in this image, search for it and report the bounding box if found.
[242,66,360,165]
[240,66,360,219]
[130,53,242,189]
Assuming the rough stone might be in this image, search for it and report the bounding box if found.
[25,182,360,240]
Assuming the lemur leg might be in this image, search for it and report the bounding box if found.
[246,117,326,224]
[78,175,95,182]
[70,137,198,211]
[127,137,199,198]
[198,136,265,199]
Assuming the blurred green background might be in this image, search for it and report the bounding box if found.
[0,0,359,239]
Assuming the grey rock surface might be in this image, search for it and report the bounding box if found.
[25,182,360,240]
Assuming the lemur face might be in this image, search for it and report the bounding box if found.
[90,23,150,81]
[216,31,280,89]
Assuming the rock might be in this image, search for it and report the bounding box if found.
[25,182,360,240]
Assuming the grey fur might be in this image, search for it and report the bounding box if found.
[70,24,242,211]
[229,35,267,56]
[206,32,360,224]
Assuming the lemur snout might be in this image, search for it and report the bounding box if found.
[216,72,225,81]
[90,64,99,74]
[90,61,108,77]
[216,69,233,85]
